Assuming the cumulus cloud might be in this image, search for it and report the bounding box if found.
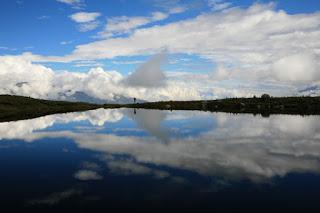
[126,51,167,87]
[0,55,54,98]
[0,55,201,101]
[69,12,101,32]
[0,53,304,101]
[272,52,320,82]
[2,3,320,99]
[211,64,231,80]
[34,3,319,86]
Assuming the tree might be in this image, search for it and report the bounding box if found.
[261,94,270,101]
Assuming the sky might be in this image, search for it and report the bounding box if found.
[0,0,320,101]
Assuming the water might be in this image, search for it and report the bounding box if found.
[0,108,320,211]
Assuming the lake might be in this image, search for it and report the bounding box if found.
[0,108,320,211]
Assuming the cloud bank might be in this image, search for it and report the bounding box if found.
[0,54,201,101]
[1,3,320,100]
[42,3,319,70]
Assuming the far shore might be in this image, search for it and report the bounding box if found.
[1,94,320,122]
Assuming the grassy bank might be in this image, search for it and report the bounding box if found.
[122,96,320,116]
[0,95,106,122]
[1,95,320,122]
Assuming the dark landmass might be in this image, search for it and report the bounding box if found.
[0,95,119,122]
[1,94,320,122]
[122,95,320,117]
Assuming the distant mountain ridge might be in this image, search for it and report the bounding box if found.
[58,91,145,104]
[12,82,144,104]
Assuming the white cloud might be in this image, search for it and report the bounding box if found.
[57,0,80,4]
[210,64,231,80]
[169,6,187,14]
[78,21,100,32]
[73,60,103,67]
[0,46,16,51]
[56,0,84,9]
[0,53,297,101]
[2,3,320,99]
[111,60,143,65]
[98,12,170,38]
[152,0,188,13]
[126,51,166,87]
[0,55,54,98]
[60,40,73,45]
[0,55,201,101]
[40,2,319,87]
[69,12,101,32]
[207,0,232,11]
[70,12,100,23]
[272,52,320,82]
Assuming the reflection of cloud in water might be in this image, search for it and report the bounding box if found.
[124,109,169,142]
[1,109,320,182]
[63,114,320,182]
[0,108,123,140]
[28,188,82,206]
[74,170,102,181]
[105,158,170,179]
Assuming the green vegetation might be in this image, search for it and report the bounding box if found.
[1,94,320,122]
[0,95,118,122]
[122,95,320,117]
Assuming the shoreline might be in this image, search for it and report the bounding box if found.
[1,94,320,122]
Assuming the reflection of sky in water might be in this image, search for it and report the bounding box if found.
[0,109,320,210]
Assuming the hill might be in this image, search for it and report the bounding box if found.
[0,95,103,122]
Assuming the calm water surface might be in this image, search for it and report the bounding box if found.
[0,109,320,211]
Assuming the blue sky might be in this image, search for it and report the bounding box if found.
[0,0,320,101]
[0,0,219,73]
[1,0,319,73]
